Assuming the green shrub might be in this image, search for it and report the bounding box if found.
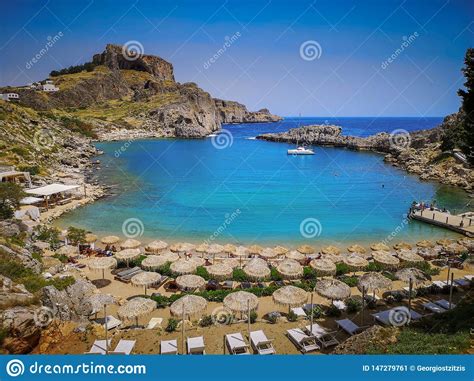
[157,262,172,277]
[346,297,362,313]
[67,226,86,245]
[267,314,278,324]
[152,294,170,308]
[303,266,317,280]
[53,253,68,263]
[365,262,384,272]
[17,164,41,175]
[287,310,297,322]
[306,305,324,319]
[232,268,249,282]
[165,318,178,332]
[336,263,350,276]
[0,183,26,220]
[340,275,358,287]
[249,311,257,324]
[270,267,283,281]
[325,304,342,317]
[199,315,214,327]
[34,225,60,249]
[49,276,75,291]
[196,266,210,280]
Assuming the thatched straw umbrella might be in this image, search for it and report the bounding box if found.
[89,293,116,315]
[189,256,206,267]
[115,248,141,266]
[248,244,263,255]
[272,285,307,312]
[145,240,168,254]
[286,250,306,262]
[120,238,141,250]
[297,245,314,255]
[347,244,367,254]
[170,242,195,253]
[221,258,240,269]
[445,243,466,255]
[315,279,351,300]
[85,233,98,244]
[358,272,392,295]
[310,258,336,276]
[395,268,430,285]
[131,271,161,295]
[194,243,209,254]
[416,240,434,248]
[207,262,233,281]
[87,257,117,279]
[397,249,424,263]
[371,251,400,269]
[343,254,369,271]
[259,247,279,260]
[276,259,303,280]
[223,244,237,255]
[417,247,440,259]
[170,295,207,318]
[393,242,412,251]
[207,244,224,255]
[170,259,198,275]
[160,251,180,263]
[322,253,344,263]
[57,245,77,256]
[273,246,289,256]
[141,255,168,270]
[224,291,258,313]
[176,274,206,291]
[243,258,270,280]
[101,235,120,245]
[370,242,390,251]
[321,245,340,255]
[117,297,156,326]
[233,246,249,257]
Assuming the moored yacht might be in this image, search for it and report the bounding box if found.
[287,146,315,155]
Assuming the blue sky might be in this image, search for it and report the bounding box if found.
[0,0,472,116]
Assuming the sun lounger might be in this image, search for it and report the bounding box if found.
[286,328,319,353]
[225,332,250,354]
[305,323,339,348]
[291,307,307,319]
[109,339,136,354]
[222,280,234,289]
[103,315,122,330]
[250,330,275,355]
[372,308,423,326]
[336,319,366,335]
[464,275,473,281]
[187,336,205,354]
[161,339,178,355]
[454,278,470,287]
[118,269,143,282]
[115,267,140,278]
[422,302,447,314]
[147,317,163,329]
[434,299,456,310]
[302,303,318,313]
[85,339,110,354]
[241,281,251,289]
[432,280,456,289]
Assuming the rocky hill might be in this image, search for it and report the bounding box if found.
[4,44,280,140]
[257,114,473,191]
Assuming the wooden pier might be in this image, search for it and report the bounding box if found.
[410,209,474,237]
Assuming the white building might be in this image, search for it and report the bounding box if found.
[42,82,59,92]
[0,93,19,101]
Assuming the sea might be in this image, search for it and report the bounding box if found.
[56,117,471,246]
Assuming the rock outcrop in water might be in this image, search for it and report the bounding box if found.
[257,117,473,191]
[214,99,282,124]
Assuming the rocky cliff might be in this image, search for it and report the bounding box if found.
[257,116,473,191]
[6,44,280,140]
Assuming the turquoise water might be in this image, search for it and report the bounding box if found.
[57,117,470,245]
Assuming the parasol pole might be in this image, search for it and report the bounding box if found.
[247,299,251,340]
[408,278,413,325]
[102,268,105,280]
[446,263,451,285]
[104,303,108,354]
[182,305,185,355]
[448,273,454,309]
[361,286,365,326]
[310,291,314,334]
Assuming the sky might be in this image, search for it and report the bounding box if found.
[0,0,473,117]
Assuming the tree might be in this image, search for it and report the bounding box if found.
[66,226,86,245]
[457,48,474,164]
[0,183,26,220]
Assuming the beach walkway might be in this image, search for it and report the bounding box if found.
[410,209,474,237]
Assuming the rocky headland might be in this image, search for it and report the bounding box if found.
[257,113,473,192]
